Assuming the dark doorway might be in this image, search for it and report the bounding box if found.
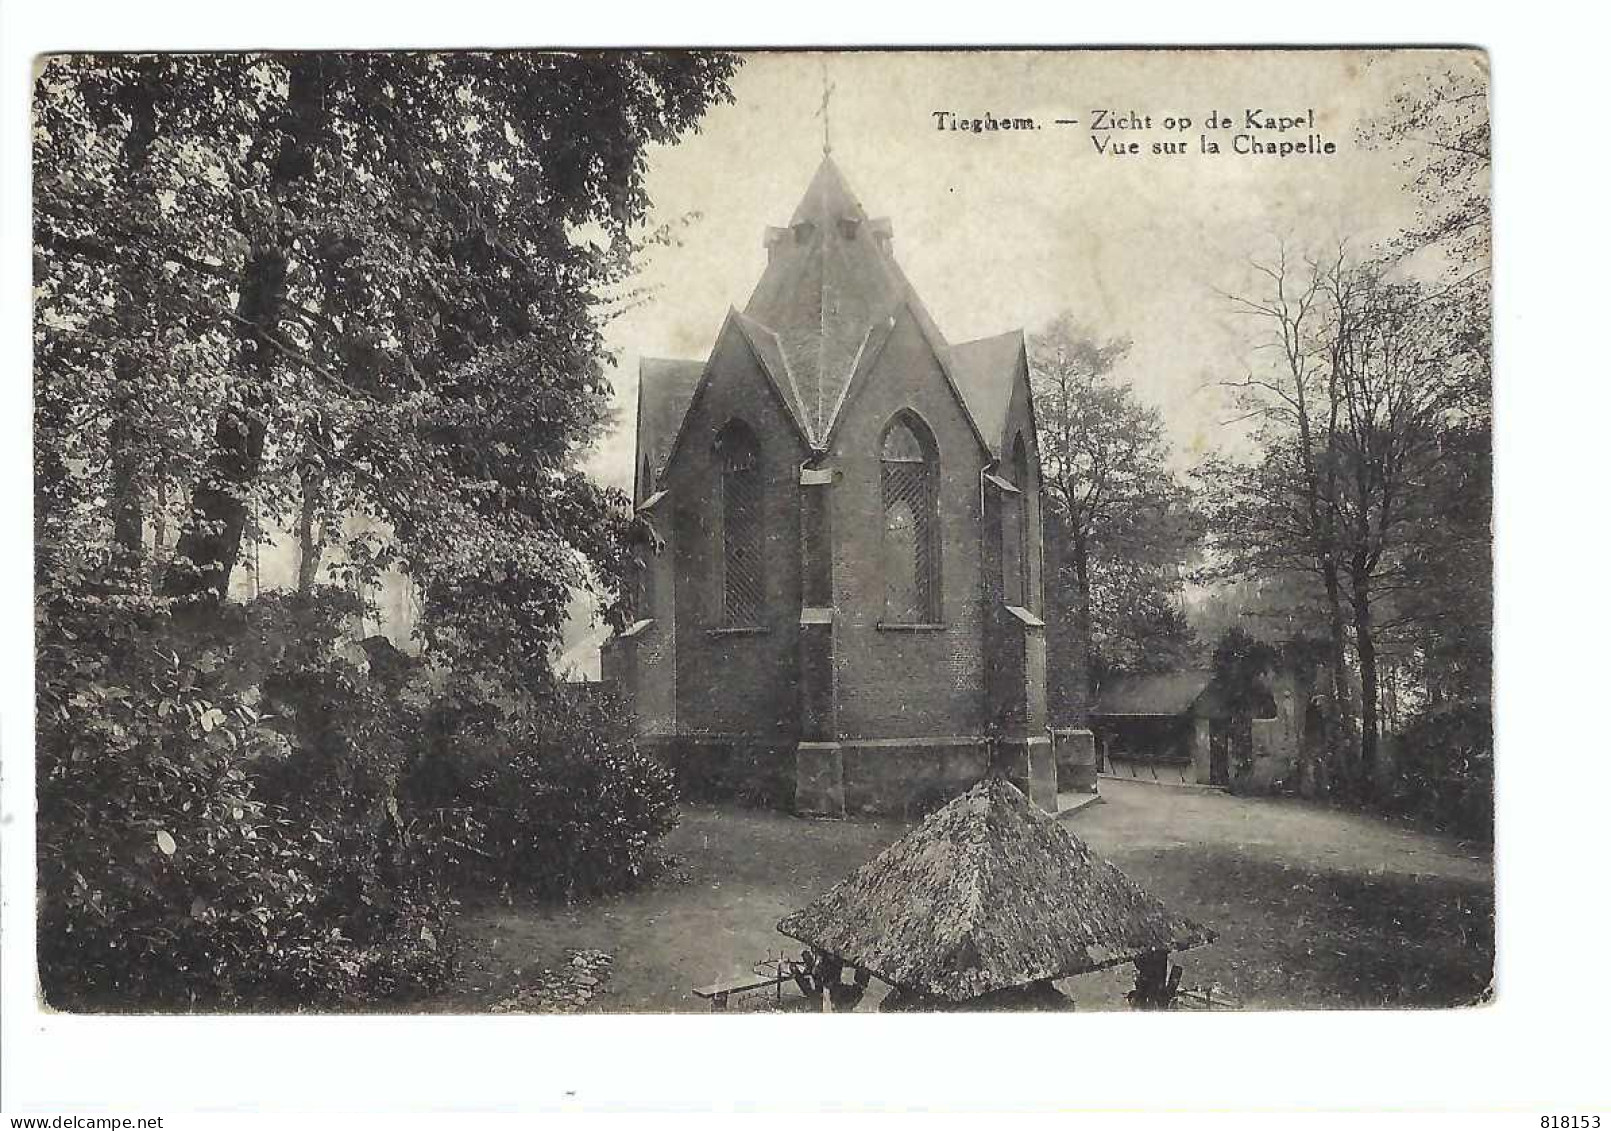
[1302,698,1325,759]
[1209,725,1230,787]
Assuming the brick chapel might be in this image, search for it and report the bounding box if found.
[602,156,1057,817]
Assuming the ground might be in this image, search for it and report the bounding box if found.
[423,778,1493,1013]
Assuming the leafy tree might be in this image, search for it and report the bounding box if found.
[33,49,738,1009]
[1201,243,1358,793]
[1203,243,1484,800]
[1361,59,1492,710]
[1361,55,1491,271]
[34,50,739,677]
[1203,61,1492,803]
[1087,555,1199,679]
[34,580,456,1009]
[1029,313,1201,720]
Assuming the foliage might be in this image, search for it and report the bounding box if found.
[401,683,680,901]
[1211,627,1276,715]
[1085,557,1200,678]
[35,581,455,1010]
[1386,700,1492,840]
[33,51,735,1009]
[1199,236,1487,799]
[1391,422,1491,706]
[1209,627,1277,777]
[37,557,688,1008]
[1359,55,1491,270]
[1029,314,1201,708]
[33,50,739,675]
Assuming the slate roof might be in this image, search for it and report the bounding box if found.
[640,157,1027,470]
[635,356,704,495]
[1088,671,1276,720]
[950,330,1028,455]
[743,157,912,442]
[777,777,1215,1002]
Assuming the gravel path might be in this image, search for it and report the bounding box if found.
[426,779,1493,1013]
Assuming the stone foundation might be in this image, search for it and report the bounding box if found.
[796,735,1061,818]
[840,737,991,818]
[991,735,1058,814]
[655,733,1062,819]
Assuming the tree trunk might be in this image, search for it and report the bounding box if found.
[1351,570,1380,803]
[296,460,323,594]
[161,57,327,602]
[108,70,161,570]
[1071,528,1094,717]
[1321,561,1354,797]
[163,246,285,600]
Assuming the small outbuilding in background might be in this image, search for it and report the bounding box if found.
[1088,670,1277,787]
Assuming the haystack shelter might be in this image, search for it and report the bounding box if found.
[603,156,1068,817]
[776,777,1215,1010]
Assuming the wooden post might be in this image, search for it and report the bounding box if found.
[1129,950,1171,1009]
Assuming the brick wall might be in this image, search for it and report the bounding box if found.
[1043,508,1090,726]
[633,299,1056,814]
[825,310,988,741]
[667,321,808,745]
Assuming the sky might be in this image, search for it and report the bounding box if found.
[549,48,1483,671]
[581,48,1478,493]
[230,48,1482,671]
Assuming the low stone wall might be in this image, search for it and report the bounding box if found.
[1234,717,1297,795]
[1051,728,1098,793]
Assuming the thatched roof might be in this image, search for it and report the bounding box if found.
[1090,670,1215,717]
[776,778,1215,1002]
[1089,670,1276,720]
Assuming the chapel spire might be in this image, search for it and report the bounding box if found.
[742,156,908,443]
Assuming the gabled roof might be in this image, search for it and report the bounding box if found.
[656,308,815,476]
[732,310,812,431]
[949,330,1027,456]
[636,357,705,491]
[645,157,1026,468]
[777,777,1214,1001]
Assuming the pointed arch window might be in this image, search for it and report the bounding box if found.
[881,414,940,624]
[716,420,762,626]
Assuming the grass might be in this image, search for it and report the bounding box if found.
[425,778,1493,1013]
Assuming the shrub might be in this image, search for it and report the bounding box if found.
[1389,699,1493,840]
[37,575,679,1009]
[402,682,680,901]
[35,586,455,1011]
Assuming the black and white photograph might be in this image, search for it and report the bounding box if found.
[17,12,1608,1118]
[25,46,1494,1019]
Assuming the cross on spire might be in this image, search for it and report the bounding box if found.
[816,59,835,156]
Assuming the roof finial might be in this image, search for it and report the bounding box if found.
[816,58,835,156]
